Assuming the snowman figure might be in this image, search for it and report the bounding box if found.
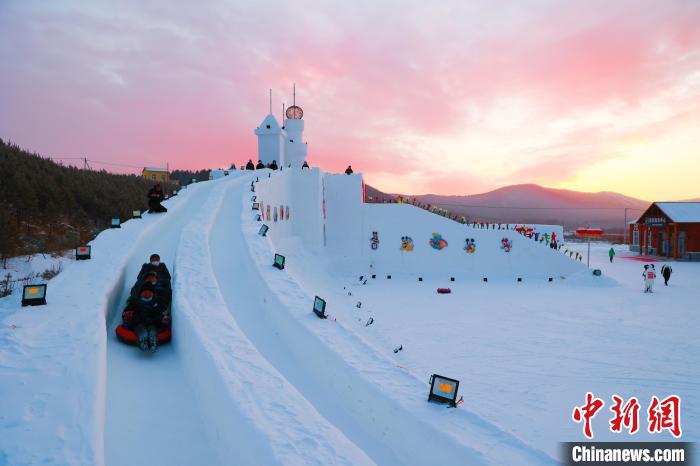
[643,264,656,293]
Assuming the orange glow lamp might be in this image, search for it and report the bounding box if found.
[428,374,460,407]
[22,284,47,307]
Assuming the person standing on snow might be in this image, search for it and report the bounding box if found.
[345,165,354,175]
[661,264,673,286]
[642,264,656,293]
[609,247,616,263]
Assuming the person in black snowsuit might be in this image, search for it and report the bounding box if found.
[246,160,255,170]
[301,161,309,169]
[137,254,172,282]
[129,271,171,307]
[255,160,265,170]
[345,165,353,175]
[268,160,278,170]
[661,264,673,286]
[122,283,170,352]
[147,184,168,213]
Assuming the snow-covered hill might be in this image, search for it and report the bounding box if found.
[0,170,697,466]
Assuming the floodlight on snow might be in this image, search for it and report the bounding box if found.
[258,224,269,237]
[172,190,178,196]
[428,374,460,407]
[75,245,91,260]
[251,195,257,201]
[387,275,392,279]
[256,214,262,221]
[22,284,47,307]
[251,185,255,192]
[313,296,327,319]
[548,277,553,282]
[517,277,522,282]
[133,210,142,219]
[371,274,376,279]
[273,254,285,270]
[593,269,602,276]
[191,178,197,183]
[450,277,455,282]
[252,202,260,210]
[224,170,229,176]
[418,277,423,282]
[483,277,488,282]
[110,218,121,229]
[209,175,213,180]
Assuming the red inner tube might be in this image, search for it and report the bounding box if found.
[437,288,452,294]
[116,324,172,345]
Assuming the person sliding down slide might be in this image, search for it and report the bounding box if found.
[137,254,171,281]
[121,283,171,352]
[147,183,168,213]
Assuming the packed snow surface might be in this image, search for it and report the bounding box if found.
[0,170,697,466]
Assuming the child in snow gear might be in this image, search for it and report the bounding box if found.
[642,264,656,293]
[122,283,170,352]
[302,161,309,169]
[246,159,255,170]
[255,160,265,170]
[661,264,672,286]
[147,184,167,213]
[345,165,353,175]
[609,247,616,263]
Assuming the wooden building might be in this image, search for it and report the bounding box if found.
[142,167,170,184]
[630,202,700,260]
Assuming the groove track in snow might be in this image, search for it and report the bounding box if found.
[103,183,221,466]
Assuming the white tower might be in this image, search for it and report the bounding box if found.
[254,113,286,166]
[283,84,308,168]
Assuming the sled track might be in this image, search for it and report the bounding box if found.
[103,183,221,466]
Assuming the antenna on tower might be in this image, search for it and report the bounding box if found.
[269,88,272,114]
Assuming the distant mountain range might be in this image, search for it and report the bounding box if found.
[366,183,656,232]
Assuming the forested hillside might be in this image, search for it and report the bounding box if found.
[0,139,168,265]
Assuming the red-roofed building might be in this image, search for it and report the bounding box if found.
[630,202,700,260]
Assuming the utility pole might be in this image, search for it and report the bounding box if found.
[623,208,628,245]
[83,157,90,170]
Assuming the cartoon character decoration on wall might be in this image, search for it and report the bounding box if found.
[370,231,379,250]
[429,233,448,250]
[273,206,278,222]
[266,205,271,222]
[464,238,476,253]
[400,236,414,251]
[280,205,284,220]
[501,237,513,252]
[285,205,289,220]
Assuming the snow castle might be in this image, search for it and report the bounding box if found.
[254,89,308,168]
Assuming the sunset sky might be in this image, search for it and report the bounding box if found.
[1,0,699,200]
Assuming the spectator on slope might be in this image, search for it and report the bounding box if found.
[246,159,255,170]
[661,264,673,286]
[345,165,353,175]
[255,160,265,170]
[302,161,309,169]
[122,283,170,352]
[608,247,616,263]
[147,183,167,213]
[268,160,279,170]
[137,254,171,282]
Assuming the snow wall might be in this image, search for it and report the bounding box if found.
[254,169,585,279]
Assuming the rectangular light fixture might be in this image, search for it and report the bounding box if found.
[22,284,47,307]
[110,218,121,228]
[75,245,91,260]
[256,214,262,221]
[252,202,260,210]
[273,253,285,270]
[313,296,327,319]
[133,210,142,219]
[428,374,460,407]
[172,190,178,196]
[258,224,269,237]
[251,195,257,201]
